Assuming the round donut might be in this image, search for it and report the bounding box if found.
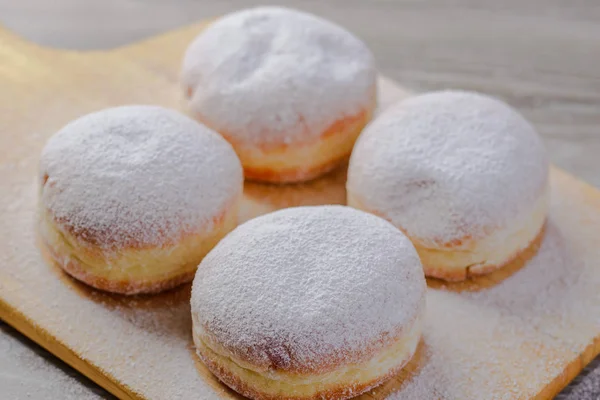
[38,105,243,295]
[191,205,426,400]
[181,7,377,183]
[347,90,549,282]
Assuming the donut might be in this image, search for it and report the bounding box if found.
[181,7,377,183]
[191,205,426,400]
[347,90,549,282]
[38,105,243,295]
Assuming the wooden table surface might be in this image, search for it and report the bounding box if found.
[0,1,598,399]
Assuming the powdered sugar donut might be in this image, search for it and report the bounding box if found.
[181,7,377,183]
[191,205,426,400]
[347,91,549,282]
[38,105,243,295]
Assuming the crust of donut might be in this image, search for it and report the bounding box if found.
[197,351,402,400]
[347,190,548,282]
[422,224,546,282]
[193,311,423,400]
[193,95,376,184]
[242,149,350,184]
[38,197,240,295]
[44,241,197,295]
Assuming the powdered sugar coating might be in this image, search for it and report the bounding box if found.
[39,105,243,249]
[191,205,426,373]
[347,90,549,247]
[181,6,377,146]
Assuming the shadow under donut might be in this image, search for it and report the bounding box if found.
[240,162,348,223]
[39,235,193,342]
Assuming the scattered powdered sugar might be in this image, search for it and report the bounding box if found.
[3,146,600,400]
[39,105,243,248]
[181,6,377,146]
[3,73,599,400]
[0,323,102,400]
[461,172,600,353]
[383,170,600,399]
[191,205,426,371]
[347,90,549,246]
[384,289,571,400]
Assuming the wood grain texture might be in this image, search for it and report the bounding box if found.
[1,20,600,400]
